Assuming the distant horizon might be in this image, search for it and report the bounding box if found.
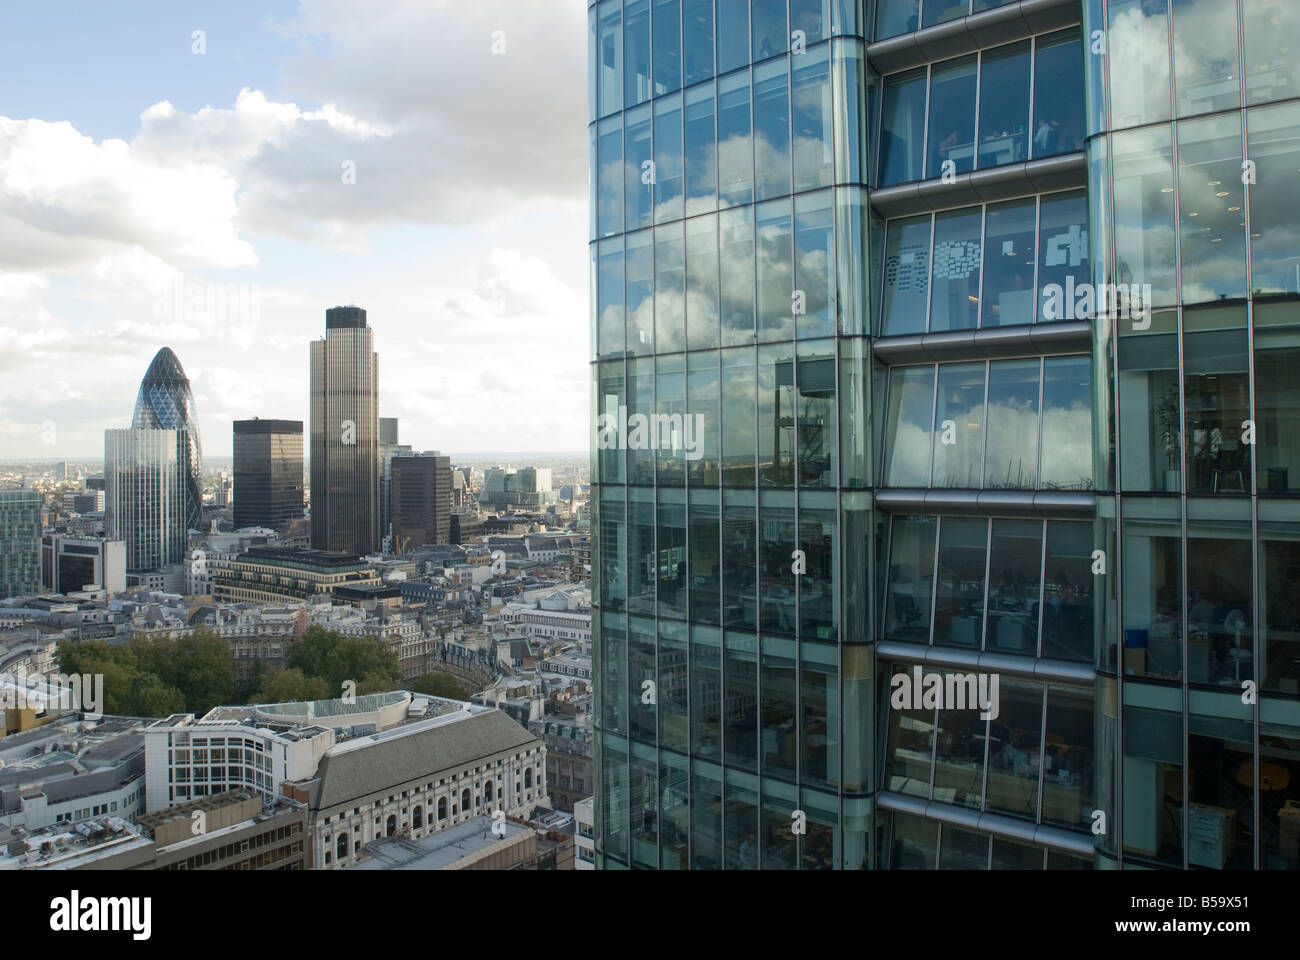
[0,450,590,467]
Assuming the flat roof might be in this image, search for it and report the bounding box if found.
[352,816,530,870]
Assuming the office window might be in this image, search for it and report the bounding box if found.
[691,626,723,756]
[1247,102,1300,296]
[1042,520,1096,662]
[932,517,988,649]
[720,207,757,344]
[1032,29,1085,157]
[687,349,721,486]
[880,214,931,336]
[1172,0,1240,117]
[794,191,835,339]
[756,199,794,340]
[724,633,760,769]
[684,0,715,85]
[654,94,685,224]
[884,515,937,643]
[931,362,984,489]
[1123,687,1184,866]
[880,68,927,186]
[984,359,1040,489]
[928,206,981,332]
[926,56,977,180]
[759,344,796,485]
[1107,0,1172,129]
[791,0,830,44]
[722,493,758,631]
[598,0,624,117]
[752,0,788,60]
[653,0,682,95]
[1244,0,1300,105]
[1040,355,1092,490]
[1184,329,1250,495]
[798,496,837,640]
[1177,114,1246,304]
[797,342,837,487]
[1117,316,1181,492]
[981,197,1036,328]
[986,519,1043,654]
[792,44,834,192]
[1120,499,1183,680]
[754,58,792,200]
[1036,190,1088,323]
[977,41,1030,168]
[885,699,935,800]
[721,346,757,484]
[684,83,717,215]
[656,223,686,353]
[883,365,935,487]
[625,105,654,233]
[717,0,751,74]
[876,0,921,41]
[625,0,652,107]
[984,679,1044,820]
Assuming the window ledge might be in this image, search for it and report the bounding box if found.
[868,0,1082,76]
[876,791,1096,857]
[873,320,1092,363]
[874,488,1095,517]
[876,640,1096,686]
[872,152,1086,219]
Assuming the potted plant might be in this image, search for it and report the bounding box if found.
[1156,384,1180,491]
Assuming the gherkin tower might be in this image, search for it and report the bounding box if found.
[131,347,204,533]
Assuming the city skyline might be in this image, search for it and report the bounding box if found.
[0,0,590,461]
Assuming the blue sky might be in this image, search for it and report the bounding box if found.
[0,0,589,459]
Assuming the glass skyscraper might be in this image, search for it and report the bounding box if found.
[0,490,42,600]
[105,347,202,574]
[233,418,305,531]
[310,305,380,555]
[589,0,1300,870]
[131,346,204,534]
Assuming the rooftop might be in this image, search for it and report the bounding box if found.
[352,815,531,870]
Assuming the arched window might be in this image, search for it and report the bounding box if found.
[438,797,447,820]
[412,805,423,829]
[483,781,493,807]
[524,767,533,789]
[336,832,348,861]
[461,788,471,811]
[386,815,397,837]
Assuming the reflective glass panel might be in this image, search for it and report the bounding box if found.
[981,197,1036,328]
[927,56,977,180]
[928,206,982,332]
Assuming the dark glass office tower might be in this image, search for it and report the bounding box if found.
[233,419,304,530]
[131,347,203,533]
[591,0,1300,871]
[310,306,380,555]
[390,452,453,553]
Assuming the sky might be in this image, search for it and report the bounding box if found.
[0,0,590,460]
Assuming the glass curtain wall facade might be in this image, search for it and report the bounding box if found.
[591,0,1299,870]
[0,490,42,600]
[591,0,876,870]
[1085,0,1300,870]
[104,428,187,572]
[309,306,380,556]
[233,419,305,531]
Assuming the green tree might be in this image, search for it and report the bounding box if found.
[125,673,186,717]
[411,671,469,700]
[252,668,331,705]
[287,626,337,679]
[167,629,237,715]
